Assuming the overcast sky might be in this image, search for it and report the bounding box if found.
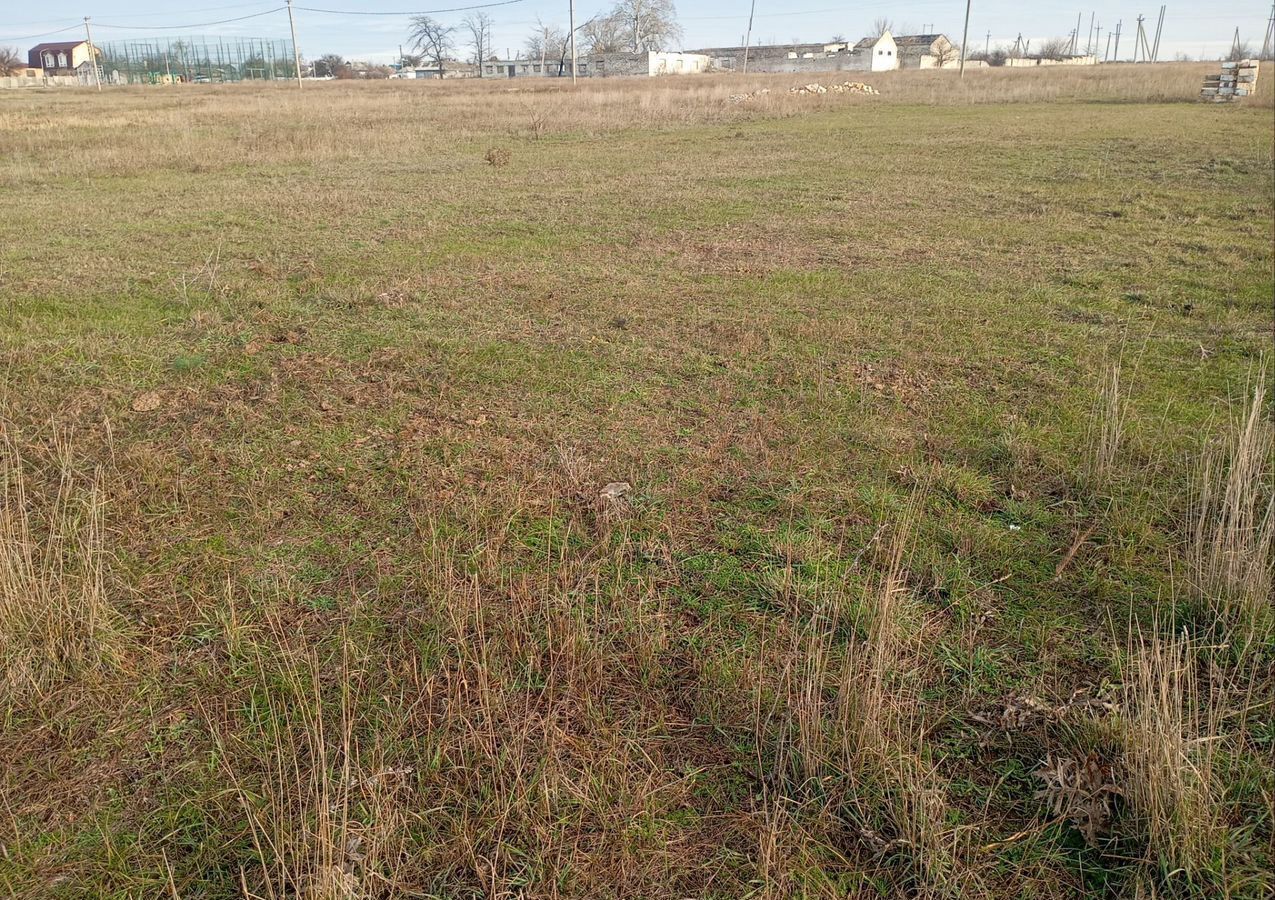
[3,1,1271,64]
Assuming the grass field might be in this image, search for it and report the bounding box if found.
[1,64,1272,898]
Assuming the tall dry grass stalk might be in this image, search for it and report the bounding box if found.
[1120,624,1221,877]
[1189,365,1274,653]
[0,432,121,702]
[1085,360,1126,490]
[212,621,410,900]
[845,497,961,896]
[764,488,966,895]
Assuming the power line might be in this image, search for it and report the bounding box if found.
[681,1,953,22]
[93,8,285,31]
[90,2,280,20]
[294,0,525,16]
[0,23,84,43]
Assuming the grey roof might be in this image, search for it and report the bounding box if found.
[691,43,835,56]
[893,34,948,49]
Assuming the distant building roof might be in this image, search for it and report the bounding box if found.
[29,40,88,54]
[692,42,848,57]
[28,40,93,68]
[893,34,948,49]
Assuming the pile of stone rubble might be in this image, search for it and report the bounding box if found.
[727,88,771,103]
[788,81,879,95]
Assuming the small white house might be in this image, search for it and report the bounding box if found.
[852,31,899,71]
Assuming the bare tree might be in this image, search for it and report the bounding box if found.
[313,53,346,78]
[968,45,1008,66]
[408,15,455,78]
[872,18,894,38]
[1037,36,1072,60]
[580,14,627,54]
[0,46,23,76]
[931,42,957,68]
[605,0,682,53]
[462,12,493,74]
[526,18,568,73]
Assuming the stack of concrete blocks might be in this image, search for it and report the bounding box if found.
[1201,60,1261,102]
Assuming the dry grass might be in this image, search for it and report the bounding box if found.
[1085,360,1126,490]
[0,64,1269,898]
[0,429,122,705]
[1189,364,1274,654]
[758,489,969,896]
[0,63,1245,187]
[844,496,964,897]
[209,620,411,900]
[1119,624,1221,879]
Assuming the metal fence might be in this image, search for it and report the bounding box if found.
[97,37,295,84]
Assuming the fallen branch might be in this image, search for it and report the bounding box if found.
[1054,520,1100,581]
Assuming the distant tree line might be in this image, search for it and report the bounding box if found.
[397,0,681,78]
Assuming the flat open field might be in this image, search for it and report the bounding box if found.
[1,65,1272,898]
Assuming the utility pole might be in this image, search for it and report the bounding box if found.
[1133,15,1145,61]
[1094,23,1102,58]
[959,0,972,77]
[1261,1,1275,60]
[1230,27,1241,60]
[83,17,102,91]
[1073,12,1082,55]
[286,0,303,89]
[742,0,756,74]
[1151,5,1165,62]
[1104,32,1112,61]
[1086,12,1095,55]
[569,0,577,84]
[1113,20,1122,59]
[985,31,991,57]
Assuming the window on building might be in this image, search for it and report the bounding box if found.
[533,64,541,72]
[57,52,68,67]
[44,52,55,67]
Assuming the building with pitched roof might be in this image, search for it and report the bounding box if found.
[28,40,99,75]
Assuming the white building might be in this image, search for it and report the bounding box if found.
[591,51,711,78]
[852,31,899,72]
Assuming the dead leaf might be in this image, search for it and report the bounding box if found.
[1034,752,1122,846]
